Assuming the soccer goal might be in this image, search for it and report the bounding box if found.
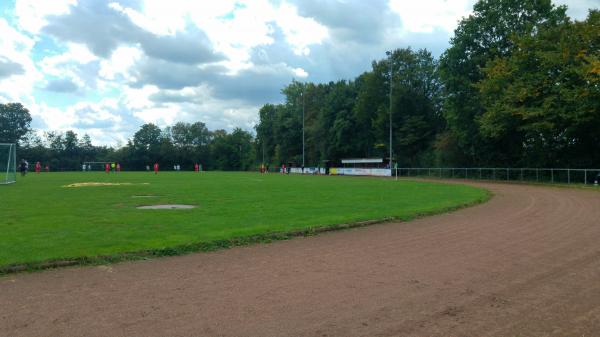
[83,161,112,171]
[0,143,17,184]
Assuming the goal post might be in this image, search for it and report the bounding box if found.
[0,143,16,184]
[82,161,112,171]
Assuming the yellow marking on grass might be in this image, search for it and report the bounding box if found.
[63,182,150,188]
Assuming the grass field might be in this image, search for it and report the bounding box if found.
[0,172,488,271]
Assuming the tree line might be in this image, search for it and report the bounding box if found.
[256,0,599,169]
[0,104,255,171]
[1,0,598,170]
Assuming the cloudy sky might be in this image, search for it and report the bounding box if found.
[0,0,597,145]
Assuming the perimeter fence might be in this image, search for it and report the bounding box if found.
[395,167,600,185]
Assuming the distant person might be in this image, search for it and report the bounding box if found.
[105,163,110,174]
[45,164,49,172]
[19,159,28,176]
[82,163,86,172]
[154,163,159,174]
[146,165,150,171]
[194,163,199,172]
[116,163,121,172]
[111,162,116,172]
[35,161,41,173]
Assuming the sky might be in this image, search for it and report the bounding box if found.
[0,0,597,146]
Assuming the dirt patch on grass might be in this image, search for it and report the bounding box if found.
[136,204,196,209]
[63,182,150,188]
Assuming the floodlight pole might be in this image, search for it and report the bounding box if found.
[387,50,393,171]
[302,87,305,169]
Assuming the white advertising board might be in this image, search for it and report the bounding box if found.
[330,168,391,177]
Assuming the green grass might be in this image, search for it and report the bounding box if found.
[0,172,488,272]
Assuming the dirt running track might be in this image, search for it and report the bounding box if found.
[2,181,600,336]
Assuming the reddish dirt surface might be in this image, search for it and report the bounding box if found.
[2,181,600,337]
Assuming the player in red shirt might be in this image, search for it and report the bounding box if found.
[35,161,41,173]
[105,163,110,173]
[154,163,159,174]
[194,163,199,172]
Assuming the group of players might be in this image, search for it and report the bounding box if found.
[19,160,204,176]
[144,163,203,174]
[19,159,49,176]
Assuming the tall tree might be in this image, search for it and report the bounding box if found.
[479,10,600,167]
[0,102,32,144]
[133,123,162,150]
[439,0,568,165]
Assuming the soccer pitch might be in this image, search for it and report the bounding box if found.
[0,172,488,271]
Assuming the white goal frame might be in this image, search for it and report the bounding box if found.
[0,143,16,185]
[83,161,113,171]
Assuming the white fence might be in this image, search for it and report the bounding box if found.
[395,167,600,185]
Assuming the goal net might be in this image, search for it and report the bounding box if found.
[83,162,112,171]
[0,143,16,184]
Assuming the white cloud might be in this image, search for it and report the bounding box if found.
[187,1,327,72]
[15,0,77,34]
[389,0,473,34]
[190,1,275,73]
[275,2,329,56]
[99,46,143,81]
[0,18,41,103]
[133,105,179,125]
[292,67,308,78]
[122,85,159,110]
[109,1,188,36]
[72,99,123,127]
[31,102,76,130]
[39,43,97,90]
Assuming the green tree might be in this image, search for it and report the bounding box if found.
[479,10,600,167]
[211,128,255,170]
[0,102,32,144]
[439,0,568,165]
[355,48,443,165]
[255,104,277,164]
[133,123,162,149]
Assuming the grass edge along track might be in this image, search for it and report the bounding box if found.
[0,172,490,274]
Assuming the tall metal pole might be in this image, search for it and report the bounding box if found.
[389,57,393,170]
[302,87,305,168]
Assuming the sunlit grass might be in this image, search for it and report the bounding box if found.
[0,171,488,270]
